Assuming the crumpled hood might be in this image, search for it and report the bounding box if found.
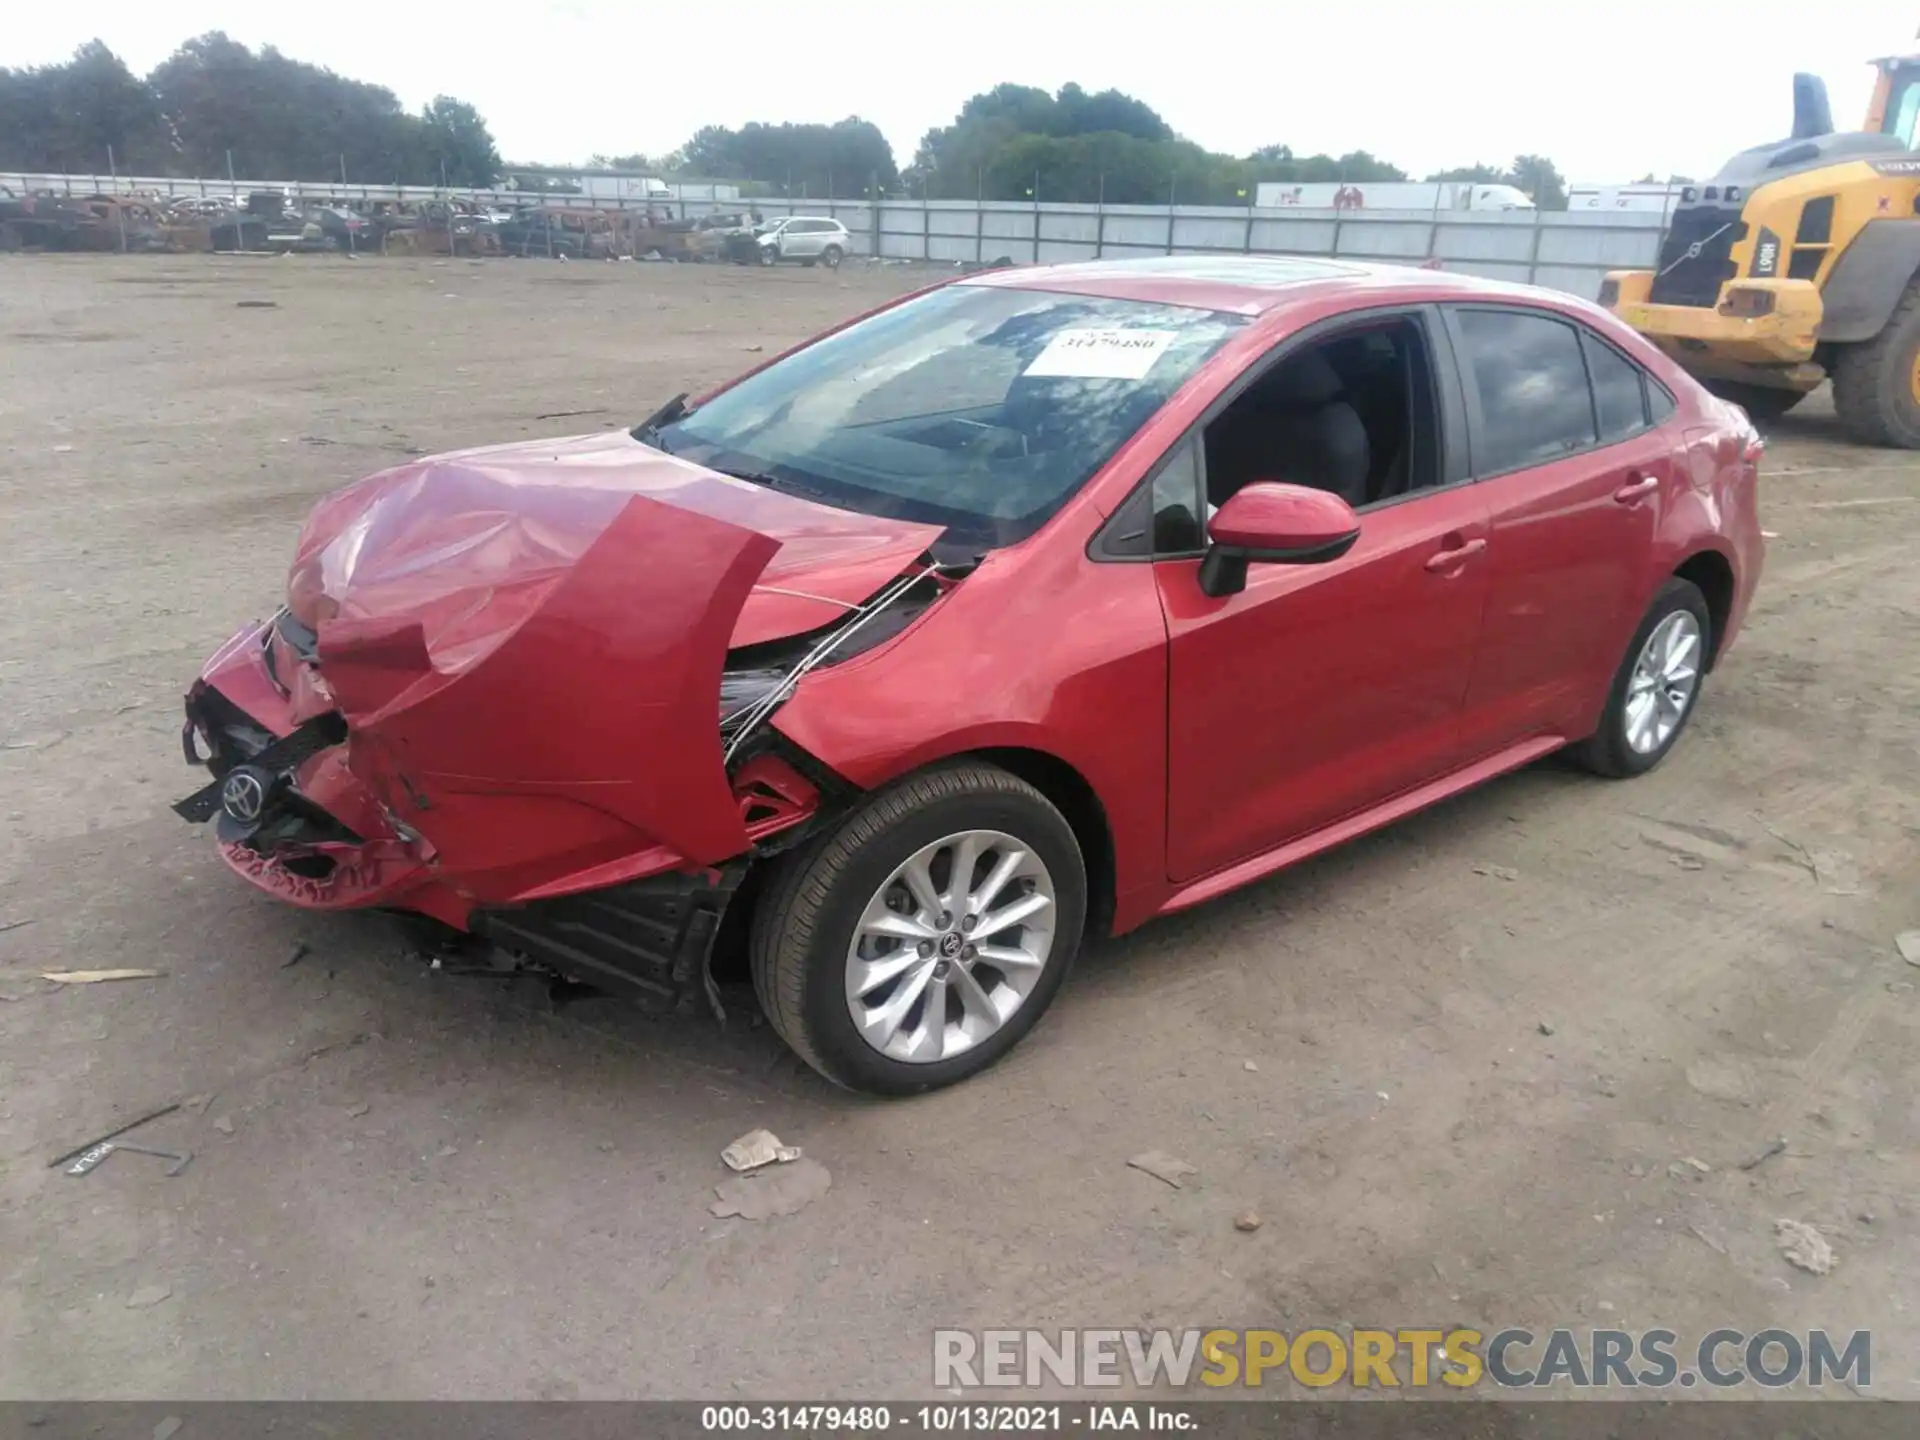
[262,428,942,896]
[286,428,942,668]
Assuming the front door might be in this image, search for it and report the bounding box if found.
[1160,481,1492,883]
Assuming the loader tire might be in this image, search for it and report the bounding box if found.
[1703,380,1803,423]
[1831,278,1920,449]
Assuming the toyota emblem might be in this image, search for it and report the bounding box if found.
[220,768,268,824]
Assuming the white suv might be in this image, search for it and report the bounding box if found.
[757,216,851,268]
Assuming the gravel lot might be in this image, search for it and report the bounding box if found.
[2,254,1916,1400]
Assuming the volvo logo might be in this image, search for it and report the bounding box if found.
[219,768,269,824]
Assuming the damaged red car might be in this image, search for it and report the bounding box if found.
[176,257,1764,1094]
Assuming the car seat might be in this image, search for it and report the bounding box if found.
[1205,349,1371,512]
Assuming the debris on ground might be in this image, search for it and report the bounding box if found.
[1687,1223,1729,1255]
[1896,931,1920,966]
[46,1102,182,1169]
[66,1141,192,1178]
[1776,1218,1834,1275]
[125,1284,173,1309]
[211,1115,235,1136]
[1127,1151,1198,1189]
[281,941,311,968]
[1537,1021,1555,1036]
[153,1417,183,1440]
[235,300,277,309]
[1670,854,1706,871]
[1738,1137,1788,1171]
[721,1128,802,1173]
[41,968,165,985]
[1807,847,1864,896]
[1472,863,1519,881]
[1242,1060,1258,1073]
[346,1102,371,1118]
[1234,1210,1263,1232]
[1669,1156,1713,1179]
[710,1157,832,1219]
[0,918,34,934]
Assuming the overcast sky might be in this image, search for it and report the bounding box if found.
[8,1,1914,181]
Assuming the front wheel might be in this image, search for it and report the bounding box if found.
[759,244,779,267]
[1572,577,1711,778]
[750,762,1086,1094]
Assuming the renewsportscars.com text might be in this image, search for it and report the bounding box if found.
[933,1327,1870,1391]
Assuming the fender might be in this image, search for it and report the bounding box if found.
[772,547,1170,930]
[1821,219,1920,344]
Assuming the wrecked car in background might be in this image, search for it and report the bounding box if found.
[175,256,1765,1094]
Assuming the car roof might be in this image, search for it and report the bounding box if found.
[958,254,1569,318]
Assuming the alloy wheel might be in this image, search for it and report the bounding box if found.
[844,830,1056,1063]
[1623,610,1702,754]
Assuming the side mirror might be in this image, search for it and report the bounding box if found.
[1198,482,1361,598]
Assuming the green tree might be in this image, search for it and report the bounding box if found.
[1508,153,1568,209]
[676,118,896,195]
[0,41,168,173]
[420,96,500,186]
[1426,163,1509,183]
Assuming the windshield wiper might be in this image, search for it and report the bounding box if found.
[631,392,689,448]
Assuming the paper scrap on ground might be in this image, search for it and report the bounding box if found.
[1025,328,1176,380]
[721,1128,802,1173]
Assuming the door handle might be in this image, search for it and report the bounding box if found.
[1614,474,1659,503]
[1424,537,1487,574]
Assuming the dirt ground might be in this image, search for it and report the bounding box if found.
[1,254,1916,1402]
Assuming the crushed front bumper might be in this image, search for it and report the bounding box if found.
[173,613,754,1013]
[174,614,461,921]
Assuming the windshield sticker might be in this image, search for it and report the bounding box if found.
[1024,328,1178,380]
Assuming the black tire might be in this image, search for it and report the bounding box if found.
[820,243,844,270]
[759,244,779,267]
[1703,379,1805,423]
[1832,280,1920,448]
[750,761,1086,1095]
[1572,577,1712,779]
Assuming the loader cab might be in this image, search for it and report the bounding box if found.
[1867,55,1920,146]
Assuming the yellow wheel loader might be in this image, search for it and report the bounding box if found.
[1601,52,1920,446]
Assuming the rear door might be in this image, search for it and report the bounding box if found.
[1446,307,1676,754]
[787,220,823,257]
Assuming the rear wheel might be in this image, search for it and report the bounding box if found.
[1572,577,1711,779]
[1831,278,1920,448]
[820,243,844,269]
[750,761,1086,1095]
[1703,379,1805,423]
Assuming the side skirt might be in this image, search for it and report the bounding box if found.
[1157,735,1567,917]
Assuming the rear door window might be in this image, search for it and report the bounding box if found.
[1451,308,1598,475]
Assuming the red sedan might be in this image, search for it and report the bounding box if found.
[175,257,1765,1094]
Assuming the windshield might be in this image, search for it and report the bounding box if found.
[652,284,1245,550]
